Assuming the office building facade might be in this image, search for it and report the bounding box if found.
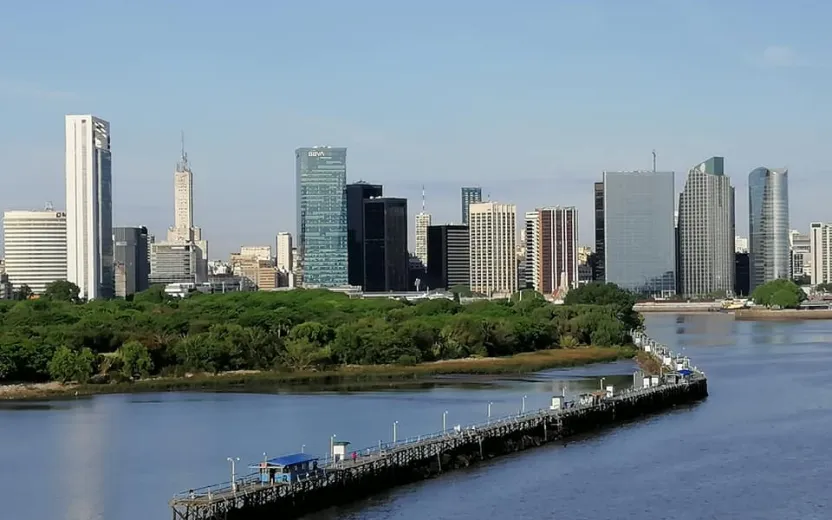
[276,232,293,271]
[113,226,150,297]
[363,197,409,292]
[748,167,790,290]
[592,182,605,281]
[677,157,735,297]
[346,181,382,287]
[296,147,348,287]
[65,114,114,299]
[427,224,470,289]
[2,209,67,294]
[789,230,811,279]
[602,171,676,295]
[461,187,482,226]
[523,212,540,290]
[414,212,431,268]
[536,207,579,295]
[469,201,517,296]
[809,223,832,285]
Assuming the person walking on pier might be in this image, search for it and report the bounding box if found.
[352,451,357,463]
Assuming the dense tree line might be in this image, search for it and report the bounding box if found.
[0,281,638,384]
[750,279,806,309]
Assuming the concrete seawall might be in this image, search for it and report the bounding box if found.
[634,301,722,313]
[170,333,708,520]
[734,308,832,320]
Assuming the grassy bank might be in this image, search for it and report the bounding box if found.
[0,346,636,400]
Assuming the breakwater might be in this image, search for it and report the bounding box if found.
[170,331,707,520]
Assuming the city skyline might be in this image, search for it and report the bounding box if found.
[2,4,829,258]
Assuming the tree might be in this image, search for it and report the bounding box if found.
[118,340,154,378]
[43,280,81,303]
[48,346,96,383]
[816,282,832,294]
[563,282,640,331]
[751,279,806,309]
[14,284,33,301]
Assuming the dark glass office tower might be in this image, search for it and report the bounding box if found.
[363,198,408,292]
[346,181,383,287]
[461,187,482,225]
[427,225,470,289]
[113,226,150,297]
[748,167,789,291]
[593,182,605,282]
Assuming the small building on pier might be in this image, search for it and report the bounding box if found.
[250,453,320,485]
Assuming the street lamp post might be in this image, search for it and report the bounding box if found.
[301,444,306,453]
[600,377,606,390]
[330,434,336,462]
[442,410,448,433]
[521,395,527,414]
[488,402,493,421]
[393,421,399,444]
[227,457,240,492]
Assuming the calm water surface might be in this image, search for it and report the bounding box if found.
[3,314,832,520]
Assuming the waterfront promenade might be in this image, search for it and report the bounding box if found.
[170,331,707,520]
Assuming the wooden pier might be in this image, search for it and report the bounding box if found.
[170,331,707,520]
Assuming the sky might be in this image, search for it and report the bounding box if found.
[1,0,831,258]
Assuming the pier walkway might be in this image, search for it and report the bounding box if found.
[170,330,706,520]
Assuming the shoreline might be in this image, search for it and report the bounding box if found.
[734,308,832,321]
[0,347,635,401]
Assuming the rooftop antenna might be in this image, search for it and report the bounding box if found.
[652,149,657,172]
[177,130,189,171]
[421,184,426,212]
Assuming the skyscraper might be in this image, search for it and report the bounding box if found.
[3,208,67,294]
[748,167,790,290]
[536,207,579,295]
[677,157,735,297]
[113,226,150,297]
[602,170,676,295]
[297,147,348,287]
[65,115,113,299]
[276,232,293,272]
[414,212,431,268]
[809,223,832,285]
[461,187,482,226]
[469,201,517,296]
[524,212,540,290]
[363,197,409,292]
[164,135,207,281]
[346,181,383,287]
[427,225,469,289]
[592,182,605,281]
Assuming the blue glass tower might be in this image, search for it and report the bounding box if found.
[748,167,789,291]
[296,147,348,287]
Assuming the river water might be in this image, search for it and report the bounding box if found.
[3,313,832,520]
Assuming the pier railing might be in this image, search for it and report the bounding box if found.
[172,328,704,506]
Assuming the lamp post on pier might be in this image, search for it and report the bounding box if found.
[330,434,336,461]
[521,395,527,414]
[301,444,306,453]
[227,457,240,492]
[488,402,493,422]
[443,410,448,433]
[600,377,606,390]
[393,421,399,444]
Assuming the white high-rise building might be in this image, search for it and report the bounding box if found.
[240,246,272,261]
[677,157,735,297]
[809,223,832,285]
[469,201,517,296]
[65,114,114,300]
[163,135,208,282]
[415,212,431,268]
[276,232,293,271]
[524,211,540,291]
[735,236,748,253]
[3,208,68,294]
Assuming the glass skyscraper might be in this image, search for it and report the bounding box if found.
[603,171,676,295]
[296,147,348,287]
[748,167,789,291]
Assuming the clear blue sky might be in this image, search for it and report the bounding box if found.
[1,0,830,258]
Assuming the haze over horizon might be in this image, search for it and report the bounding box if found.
[2,0,830,258]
